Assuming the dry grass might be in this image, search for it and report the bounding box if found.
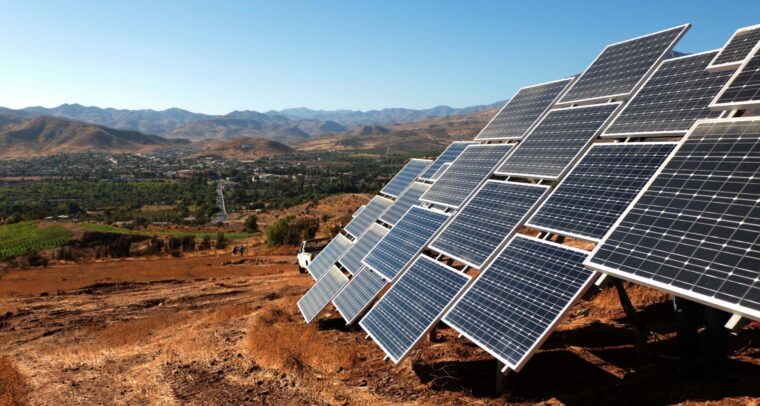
[86,312,187,349]
[247,302,357,373]
[203,302,257,324]
[0,355,28,406]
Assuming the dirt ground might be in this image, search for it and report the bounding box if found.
[0,252,758,405]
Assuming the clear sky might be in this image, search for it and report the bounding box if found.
[0,0,756,114]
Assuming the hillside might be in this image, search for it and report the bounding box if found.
[0,116,190,158]
[190,137,295,160]
[298,107,498,154]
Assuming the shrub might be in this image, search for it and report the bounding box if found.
[244,214,258,233]
[215,232,227,249]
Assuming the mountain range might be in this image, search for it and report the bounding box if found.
[0,101,503,157]
[17,102,502,140]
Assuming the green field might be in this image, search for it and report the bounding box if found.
[0,221,71,258]
[80,223,254,240]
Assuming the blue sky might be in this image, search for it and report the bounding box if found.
[0,1,755,114]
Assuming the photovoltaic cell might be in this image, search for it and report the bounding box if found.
[586,118,760,321]
[344,196,392,238]
[307,233,352,280]
[363,206,449,281]
[444,236,595,371]
[419,142,477,181]
[430,162,452,181]
[338,223,389,275]
[332,266,388,324]
[379,182,431,226]
[475,78,574,141]
[559,25,689,104]
[495,103,619,180]
[380,159,431,198]
[708,25,760,71]
[604,51,732,137]
[712,43,760,110]
[360,255,471,363]
[527,143,677,241]
[430,181,549,268]
[421,144,513,208]
[298,266,349,323]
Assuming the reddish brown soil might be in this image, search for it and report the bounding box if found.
[0,252,758,405]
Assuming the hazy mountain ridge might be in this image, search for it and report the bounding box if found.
[23,104,212,136]
[270,102,504,128]
[9,101,503,141]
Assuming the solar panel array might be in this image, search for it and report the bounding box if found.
[430,181,549,268]
[338,223,389,275]
[586,118,760,320]
[603,51,733,137]
[708,25,760,71]
[364,206,449,281]
[307,233,352,280]
[333,266,388,324]
[298,265,350,323]
[360,255,471,363]
[712,43,760,110]
[344,196,392,238]
[559,25,689,104]
[421,144,512,208]
[419,142,476,181]
[379,182,430,226]
[495,103,619,179]
[527,143,677,241]
[444,236,596,371]
[380,159,432,198]
[298,23,760,377]
[475,78,574,141]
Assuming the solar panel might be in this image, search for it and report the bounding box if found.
[430,181,549,268]
[379,182,431,226]
[338,223,389,275]
[421,144,513,208]
[494,103,620,180]
[559,25,689,104]
[298,265,349,323]
[527,142,677,241]
[363,206,449,281]
[603,51,733,138]
[586,118,760,321]
[344,196,392,238]
[430,162,452,181]
[352,205,365,218]
[332,266,388,324]
[380,159,432,198]
[711,42,760,110]
[359,255,471,363]
[707,24,760,72]
[475,78,574,141]
[307,233,352,280]
[443,235,596,371]
[419,142,477,181]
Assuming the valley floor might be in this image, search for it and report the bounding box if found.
[0,253,758,405]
